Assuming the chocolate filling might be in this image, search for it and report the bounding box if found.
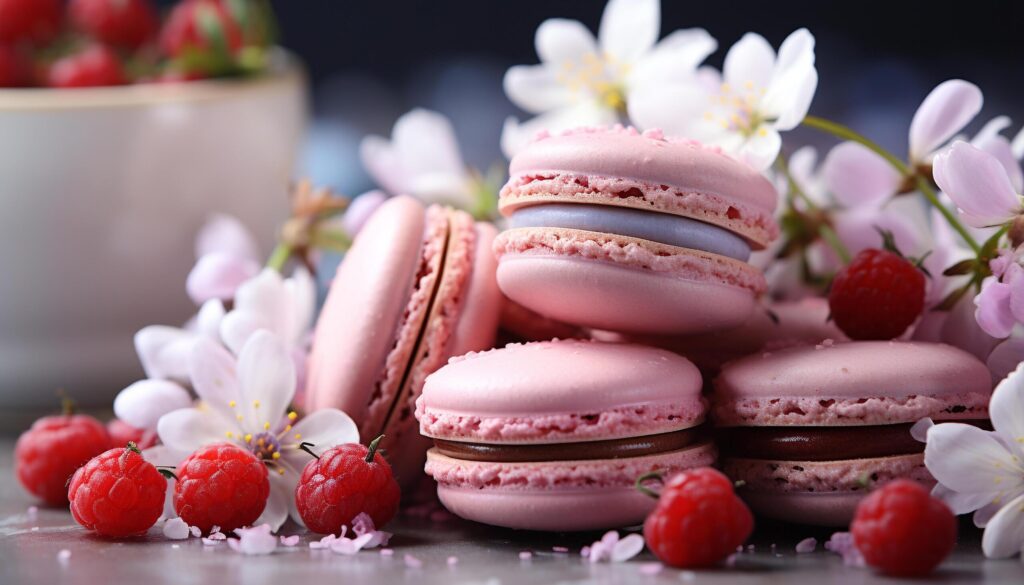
[433,427,700,462]
[720,420,992,462]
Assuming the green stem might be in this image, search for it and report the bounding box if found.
[776,151,851,263]
[819,224,852,264]
[801,115,981,254]
[634,471,664,500]
[265,242,291,272]
[310,229,352,253]
[802,115,910,174]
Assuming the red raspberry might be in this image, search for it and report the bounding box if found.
[828,248,926,340]
[48,44,126,88]
[15,414,110,505]
[642,467,753,568]
[160,0,243,59]
[69,0,159,50]
[851,479,956,577]
[0,0,61,45]
[295,437,400,535]
[68,444,167,537]
[106,419,157,450]
[0,44,30,87]
[173,443,269,533]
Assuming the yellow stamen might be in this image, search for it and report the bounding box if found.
[287,412,297,421]
[264,422,271,430]
[244,434,252,443]
[272,452,281,460]
[253,400,260,409]
[228,400,237,408]
[225,431,234,438]
[294,433,302,440]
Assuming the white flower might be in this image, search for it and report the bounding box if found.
[219,267,314,357]
[924,362,1024,558]
[360,109,479,210]
[501,0,716,157]
[151,331,360,531]
[630,28,816,171]
[187,214,262,305]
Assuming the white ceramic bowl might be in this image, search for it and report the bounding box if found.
[0,53,307,411]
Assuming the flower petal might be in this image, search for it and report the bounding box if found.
[359,135,408,196]
[933,141,1021,228]
[822,141,903,207]
[974,279,1016,339]
[737,127,782,172]
[982,492,1024,558]
[236,331,296,431]
[628,28,717,88]
[1013,125,1024,160]
[501,102,618,159]
[503,65,574,114]
[723,32,775,91]
[932,482,995,516]
[535,18,598,68]
[259,473,292,532]
[283,266,316,347]
[220,312,262,357]
[627,84,711,139]
[909,80,983,162]
[988,335,1024,385]
[113,379,192,431]
[195,300,226,339]
[939,288,1000,361]
[610,533,645,562]
[989,362,1024,454]
[391,109,466,180]
[188,336,240,420]
[195,213,260,263]
[135,325,193,382]
[975,133,1024,193]
[972,116,1012,147]
[187,253,260,305]
[341,190,388,237]
[773,28,816,77]
[156,408,235,454]
[289,409,360,453]
[598,0,659,64]
[924,422,1020,495]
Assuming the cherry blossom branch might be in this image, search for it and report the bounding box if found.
[801,115,982,254]
[775,152,852,264]
[265,243,292,272]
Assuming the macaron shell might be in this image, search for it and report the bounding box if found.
[427,442,716,531]
[725,453,935,526]
[449,223,502,357]
[418,339,706,444]
[304,196,426,417]
[499,296,588,342]
[496,254,756,334]
[501,126,778,248]
[713,341,993,426]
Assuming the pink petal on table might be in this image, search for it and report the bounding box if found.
[404,554,423,569]
[795,537,817,553]
[279,535,300,547]
[933,141,1021,228]
[909,80,982,162]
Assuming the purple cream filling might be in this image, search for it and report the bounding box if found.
[508,203,751,261]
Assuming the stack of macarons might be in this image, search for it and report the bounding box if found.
[305,196,502,487]
[493,125,778,335]
[417,339,715,531]
[712,341,992,526]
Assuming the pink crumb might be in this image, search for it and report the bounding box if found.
[639,562,663,576]
[380,548,394,557]
[447,556,458,566]
[404,554,423,569]
[519,551,533,561]
[795,537,817,553]
[552,546,569,553]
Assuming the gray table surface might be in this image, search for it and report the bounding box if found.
[1,438,1021,585]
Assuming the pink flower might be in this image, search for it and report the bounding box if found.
[187,214,262,305]
[933,140,1024,228]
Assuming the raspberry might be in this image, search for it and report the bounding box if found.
[295,437,400,535]
[642,468,753,568]
[829,248,926,340]
[0,0,61,45]
[851,479,956,577]
[0,44,30,87]
[173,443,269,533]
[15,414,110,505]
[68,444,167,537]
[106,419,157,450]
[48,44,126,88]
[69,0,159,50]
[160,0,243,59]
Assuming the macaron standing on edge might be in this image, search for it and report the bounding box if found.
[417,339,716,531]
[305,195,502,488]
[494,125,779,335]
[713,341,993,526]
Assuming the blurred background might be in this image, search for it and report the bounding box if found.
[264,0,1024,195]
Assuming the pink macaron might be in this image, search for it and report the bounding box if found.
[417,339,715,531]
[493,125,778,335]
[305,195,502,487]
[713,341,992,526]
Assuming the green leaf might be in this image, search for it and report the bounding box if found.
[942,259,976,277]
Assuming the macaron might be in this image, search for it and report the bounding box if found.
[713,341,992,526]
[305,195,502,487]
[417,339,716,531]
[592,297,845,375]
[493,125,778,335]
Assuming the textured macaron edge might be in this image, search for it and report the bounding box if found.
[500,172,777,248]
[417,397,707,444]
[493,227,767,294]
[711,390,991,427]
[425,442,716,491]
[723,453,933,494]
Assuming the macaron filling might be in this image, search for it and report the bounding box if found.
[508,203,752,261]
[432,427,701,463]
